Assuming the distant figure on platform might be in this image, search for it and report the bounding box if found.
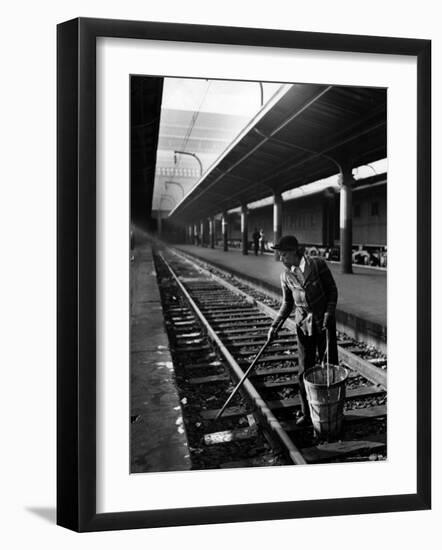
[130,227,135,263]
[130,228,135,251]
[267,235,338,426]
[259,228,265,255]
[252,228,260,256]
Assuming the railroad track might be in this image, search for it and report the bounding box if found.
[154,247,387,469]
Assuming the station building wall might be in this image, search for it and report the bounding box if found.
[351,184,386,246]
[244,194,329,246]
[282,195,324,245]
[225,182,386,248]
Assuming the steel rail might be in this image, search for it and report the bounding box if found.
[159,251,307,465]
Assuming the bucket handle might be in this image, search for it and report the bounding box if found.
[321,327,330,387]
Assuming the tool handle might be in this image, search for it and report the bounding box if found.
[214,318,285,422]
[214,338,272,421]
[321,324,330,365]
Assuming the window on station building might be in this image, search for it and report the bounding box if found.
[371,201,379,216]
[354,203,361,218]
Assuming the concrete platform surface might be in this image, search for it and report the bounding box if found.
[174,244,387,349]
[130,236,191,473]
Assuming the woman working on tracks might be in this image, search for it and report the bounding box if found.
[267,235,339,426]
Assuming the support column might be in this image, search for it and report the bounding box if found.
[241,204,249,255]
[193,223,199,246]
[188,225,192,244]
[200,220,205,247]
[209,217,215,249]
[322,187,335,248]
[273,193,282,260]
[222,212,228,252]
[339,167,354,274]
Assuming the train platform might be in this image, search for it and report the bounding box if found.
[173,244,387,351]
[130,234,191,473]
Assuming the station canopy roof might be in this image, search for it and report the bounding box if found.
[168,83,386,224]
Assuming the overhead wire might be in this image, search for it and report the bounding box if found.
[175,80,212,174]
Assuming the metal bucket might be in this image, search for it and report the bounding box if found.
[304,365,349,440]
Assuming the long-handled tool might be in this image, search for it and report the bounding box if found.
[213,335,274,422]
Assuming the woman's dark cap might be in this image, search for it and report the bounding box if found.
[271,235,299,251]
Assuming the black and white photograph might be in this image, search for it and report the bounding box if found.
[0,0,437,543]
[130,76,388,474]
[53,13,431,534]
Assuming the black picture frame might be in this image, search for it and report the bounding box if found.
[57,17,431,532]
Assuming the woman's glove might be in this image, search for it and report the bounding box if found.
[322,312,334,330]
